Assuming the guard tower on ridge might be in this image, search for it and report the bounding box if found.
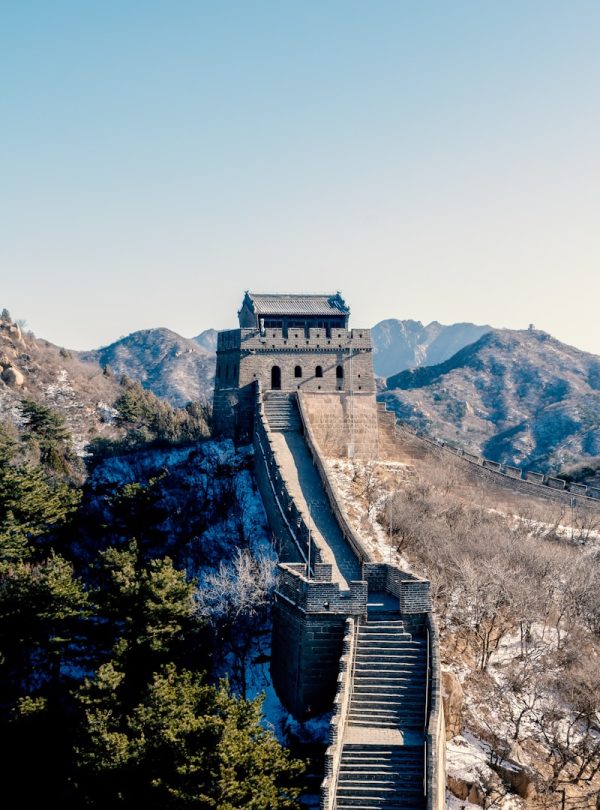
[213,291,375,438]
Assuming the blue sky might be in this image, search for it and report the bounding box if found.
[1,1,599,352]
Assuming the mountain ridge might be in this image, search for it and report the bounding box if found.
[80,327,216,407]
[383,327,600,472]
[372,318,491,377]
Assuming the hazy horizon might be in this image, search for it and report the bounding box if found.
[2,2,599,354]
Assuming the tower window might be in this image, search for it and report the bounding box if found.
[294,365,302,378]
[336,365,344,379]
[315,365,323,378]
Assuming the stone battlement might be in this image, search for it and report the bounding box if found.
[217,326,373,352]
[276,562,368,615]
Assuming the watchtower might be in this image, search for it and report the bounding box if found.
[213,291,376,438]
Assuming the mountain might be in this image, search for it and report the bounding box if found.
[0,315,122,453]
[81,328,216,407]
[193,328,218,353]
[371,319,491,377]
[383,328,600,471]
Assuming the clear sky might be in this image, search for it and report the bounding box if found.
[1,1,599,352]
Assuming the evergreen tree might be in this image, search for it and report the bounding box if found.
[0,425,80,560]
[75,662,304,808]
[20,398,74,474]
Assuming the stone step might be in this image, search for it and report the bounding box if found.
[350,697,425,706]
[354,650,426,674]
[353,673,426,683]
[338,772,423,784]
[339,761,423,771]
[356,650,424,660]
[356,638,414,647]
[353,671,426,681]
[336,785,423,798]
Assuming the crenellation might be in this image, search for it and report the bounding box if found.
[213,293,376,436]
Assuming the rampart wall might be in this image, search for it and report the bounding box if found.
[321,618,356,810]
[389,418,600,508]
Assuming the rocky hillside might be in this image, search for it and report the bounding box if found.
[77,319,488,406]
[372,318,491,377]
[383,328,600,472]
[0,314,123,453]
[81,328,216,407]
[193,328,218,353]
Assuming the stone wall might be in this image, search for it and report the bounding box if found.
[387,418,600,509]
[362,562,433,614]
[425,613,447,810]
[300,392,380,458]
[271,564,366,719]
[253,384,321,568]
[297,391,373,564]
[321,618,357,810]
[213,326,375,436]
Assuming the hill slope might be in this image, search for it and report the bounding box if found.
[372,318,491,377]
[383,328,600,471]
[0,316,122,453]
[81,328,216,407]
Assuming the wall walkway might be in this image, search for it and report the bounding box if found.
[252,384,445,810]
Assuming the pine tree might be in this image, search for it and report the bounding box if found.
[20,398,74,474]
[75,662,304,808]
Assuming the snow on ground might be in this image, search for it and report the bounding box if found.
[91,438,239,484]
[446,733,525,810]
[447,732,494,785]
[326,458,414,571]
[233,464,276,561]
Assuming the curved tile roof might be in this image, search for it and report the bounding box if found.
[245,292,349,316]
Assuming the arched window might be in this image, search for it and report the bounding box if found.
[336,365,344,379]
[225,365,229,379]
[294,365,302,378]
[216,364,221,379]
[315,365,323,378]
[271,366,281,390]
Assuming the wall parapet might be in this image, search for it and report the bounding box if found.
[425,613,446,810]
[297,391,374,565]
[321,617,357,810]
[253,382,321,569]
[383,408,600,506]
[275,562,367,616]
[218,327,373,353]
[362,562,433,614]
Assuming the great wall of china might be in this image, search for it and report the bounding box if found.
[214,292,600,810]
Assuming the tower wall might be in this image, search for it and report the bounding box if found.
[213,326,375,437]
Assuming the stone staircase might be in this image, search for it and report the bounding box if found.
[336,745,424,809]
[349,617,427,731]
[334,612,427,809]
[263,392,302,431]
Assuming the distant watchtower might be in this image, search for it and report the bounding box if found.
[213,292,375,438]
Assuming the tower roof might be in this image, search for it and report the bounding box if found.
[242,292,349,317]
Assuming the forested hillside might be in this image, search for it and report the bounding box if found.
[0,394,306,808]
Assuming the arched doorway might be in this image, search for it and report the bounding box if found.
[271,366,281,390]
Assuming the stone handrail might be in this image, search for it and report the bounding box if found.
[297,390,374,565]
[425,613,446,810]
[321,617,357,810]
